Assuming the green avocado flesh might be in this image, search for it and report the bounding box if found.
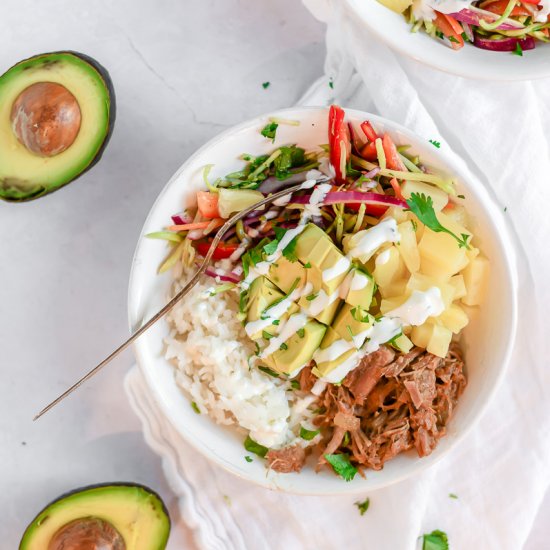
[245,223,377,377]
[0,51,115,202]
[19,483,170,550]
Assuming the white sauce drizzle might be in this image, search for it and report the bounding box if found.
[375,248,391,267]
[350,271,369,291]
[386,287,445,326]
[322,255,351,282]
[346,217,400,262]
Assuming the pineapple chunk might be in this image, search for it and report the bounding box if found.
[410,322,434,349]
[427,324,453,358]
[380,294,409,315]
[376,0,413,14]
[438,304,469,333]
[410,322,452,357]
[406,272,454,308]
[449,274,467,300]
[418,228,468,280]
[401,180,449,212]
[461,255,489,306]
[373,246,408,293]
[397,221,420,274]
[384,205,409,224]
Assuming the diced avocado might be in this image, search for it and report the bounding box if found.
[344,267,376,309]
[297,264,342,326]
[267,256,307,294]
[262,320,326,375]
[246,277,285,339]
[318,245,351,295]
[0,51,116,202]
[294,223,331,263]
[19,483,170,550]
[390,333,414,353]
[332,303,373,344]
[312,327,356,378]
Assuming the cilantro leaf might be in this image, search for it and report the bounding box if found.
[279,342,288,351]
[303,262,312,269]
[245,455,253,462]
[422,530,449,550]
[429,139,441,149]
[258,365,280,378]
[191,401,200,414]
[244,435,268,458]
[262,330,274,340]
[449,493,458,499]
[262,239,278,256]
[406,193,470,249]
[272,226,298,262]
[297,328,305,338]
[354,497,370,516]
[324,453,358,481]
[513,42,523,57]
[261,122,278,142]
[300,426,320,440]
[262,81,270,89]
[290,379,300,390]
[272,145,306,179]
[329,79,334,89]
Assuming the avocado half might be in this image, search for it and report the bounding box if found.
[19,483,170,550]
[0,51,116,202]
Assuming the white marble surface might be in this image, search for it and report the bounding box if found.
[0,1,547,548]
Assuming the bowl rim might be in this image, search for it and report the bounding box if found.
[343,0,550,82]
[127,105,518,495]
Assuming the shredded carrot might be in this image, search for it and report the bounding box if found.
[167,219,224,231]
[389,178,405,201]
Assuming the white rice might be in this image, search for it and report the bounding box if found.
[164,260,320,449]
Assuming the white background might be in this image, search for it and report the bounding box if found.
[0,1,546,548]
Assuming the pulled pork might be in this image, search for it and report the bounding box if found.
[315,344,466,471]
[267,445,307,473]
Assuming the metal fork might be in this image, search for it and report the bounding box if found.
[34,180,325,420]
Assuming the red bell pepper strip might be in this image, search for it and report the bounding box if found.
[347,202,388,217]
[382,134,407,172]
[196,241,239,260]
[483,0,531,15]
[360,142,378,161]
[389,178,404,201]
[329,105,351,185]
[433,12,465,50]
[360,121,378,143]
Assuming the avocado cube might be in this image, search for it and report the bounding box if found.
[263,320,327,375]
[312,327,356,378]
[294,223,331,264]
[267,256,307,294]
[318,245,351,295]
[297,265,342,326]
[332,303,374,345]
[344,267,376,309]
[246,277,285,339]
[390,333,414,353]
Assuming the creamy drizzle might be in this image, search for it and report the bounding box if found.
[346,217,400,262]
[375,248,391,267]
[386,287,445,326]
[322,255,351,282]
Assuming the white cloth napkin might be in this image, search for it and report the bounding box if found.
[125,4,550,548]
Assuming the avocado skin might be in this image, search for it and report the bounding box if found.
[1,50,116,203]
[19,482,170,550]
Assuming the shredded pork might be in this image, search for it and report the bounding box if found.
[314,344,466,471]
[266,445,307,473]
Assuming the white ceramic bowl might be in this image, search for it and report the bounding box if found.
[128,107,517,495]
[344,0,550,81]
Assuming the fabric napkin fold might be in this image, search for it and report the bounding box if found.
[126,4,550,548]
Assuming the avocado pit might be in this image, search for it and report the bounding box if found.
[48,517,125,550]
[10,81,81,157]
